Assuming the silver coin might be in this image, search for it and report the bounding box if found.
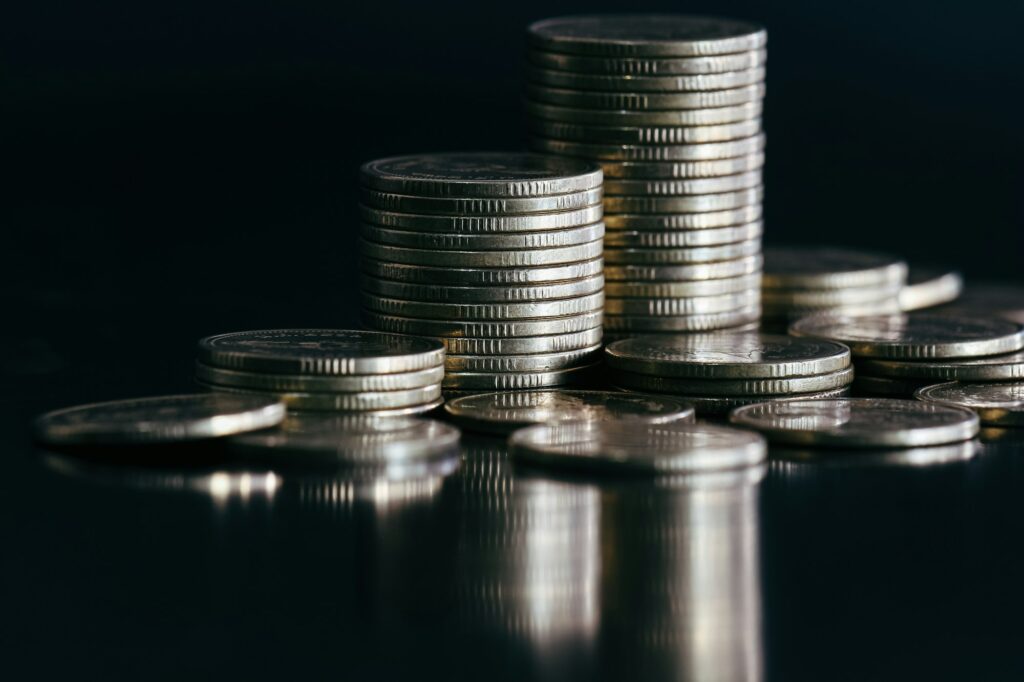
[605,254,763,281]
[445,344,603,372]
[360,274,605,303]
[763,247,908,289]
[935,284,1024,325]
[360,221,604,250]
[851,374,931,397]
[439,327,603,355]
[761,283,902,307]
[532,133,765,161]
[614,366,854,396]
[360,291,604,321]
[772,440,980,468]
[789,314,1024,359]
[604,169,761,195]
[598,153,766,180]
[362,256,604,285]
[916,381,1024,426]
[604,221,763,248]
[604,306,760,332]
[531,119,761,146]
[198,329,445,376]
[527,16,767,58]
[442,364,598,390]
[899,269,964,311]
[359,152,602,198]
[360,239,602,268]
[194,363,444,393]
[604,238,761,265]
[359,204,604,233]
[605,290,758,316]
[605,333,852,378]
[33,393,286,446]
[604,204,763,230]
[359,186,602,215]
[526,99,763,126]
[604,272,760,297]
[856,350,1024,382]
[605,186,762,213]
[363,310,602,338]
[509,419,767,474]
[528,47,767,75]
[201,382,442,412]
[729,397,980,447]
[763,300,903,319]
[444,389,695,435]
[620,386,852,416]
[526,82,765,111]
[527,65,765,92]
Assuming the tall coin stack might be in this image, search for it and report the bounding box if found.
[525,15,767,339]
[358,153,606,393]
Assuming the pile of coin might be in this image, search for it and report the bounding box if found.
[761,247,907,331]
[525,15,767,338]
[605,332,854,416]
[357,153,606,393]
[194,329,446,414]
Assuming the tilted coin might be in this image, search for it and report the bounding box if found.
[438,327,602,355]
[761,283,902,307]
[899,268,963,311]
[359,222,604,250]
[445,344,603,372]
[789,314,1024,359]
[856,350,1024,382]
[510,419,766,474]
[360,274,605,303]
[359,186,602,215]
[360,291,604,321]
[604,272,760,297]
[442,364,598,390]
[762,300,902,319]
[851,374,931,397]
[916,381,1024,426]
[358,152,601,198]
[613,366,854,396]
[526,15,767,58]
[771,440,980,468]
[605,333,851,378]
[198,329,445,376]
[528,47,767,75]
[935,284,1024,325]
[526,82,766,110]
[360,239,602,268]
[597,153,765,180]
[605,254,763,281]
[362,256,604,285]
[194,363,444,393]
[444,389,695,435]
[604,204,762,230]
[763,247,907,290]
[526,99,763,126]
[604,238,761,265]
[531,119,761,145]
[604,306,760,332]
[605,187,762,213]
[527,65,766,92]
[362,310,603,338]
[603,221,762,248]
[33,393,286,446]
[620,387,851,416]
[201,382,442,412]
[604,170,761,196]
[532,134,765,161]
[605,290,758,316]
[728,397,980,447]
[359,204,604,233]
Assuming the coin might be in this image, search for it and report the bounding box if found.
[359,186,602,215]
[604,306,760,332]
[613,366,853,396]
[916,381,1024,426]
[33,393,286,446]
[760,283,902,307]
[439,328,603,355]
[762,300,903,319]
[605,290,758,316]
[527,82,765,111]
[605,272,760,298]
[526,99,763,126]
[935,284,1024,324]
[605,255,763,281]
[604,170,761,195]
[360,274,605,303]
[360,221,604,250]
[605,186,762,213]
[194,363,444,393]
[444,390,695,435]
[527,65,766,92]
[527,15,767,58]
[762,247,907,289]
[362,256,604,285]
[360,291,604,320]
[360,239,602,267]
[851,374,931,397]
[361,310,602,338]
[528,47,767,75]
[622,387,852,416]
[789,314,1024,359]
[442,364,598,390]
[605,224,763,251]
[532,133,765,161]
[604,204,762,229]
[198,329,445,376]
[603,238,761,264]
[899,268,963,311]
[771,440,980,467]
[445,345,603,372]
[201,382,442,411]
[359,204,604,233]
[531,119,761,146]
[605,333,851,378]
[728,397,980,447]
[359,152,602,197]
[598,153,766,180]
[856,350,1024,381]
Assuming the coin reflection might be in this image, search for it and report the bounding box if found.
[770,439,981,469]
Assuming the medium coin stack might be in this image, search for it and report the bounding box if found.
[358,152,606,393]
[605,332,854,416]
[195,329,446,414]
[525,15,767,338]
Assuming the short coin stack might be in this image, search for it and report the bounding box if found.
[195,329,446,414]
[525,15,767,339]
[605,333,854,416]
[358,153,606,393]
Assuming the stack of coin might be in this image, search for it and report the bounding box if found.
[525,15,767,339]
[762,247,908,331]
[195,329,446,414]
[358,152,606,393]
[605,332,854,416]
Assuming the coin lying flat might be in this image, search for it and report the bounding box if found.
[604,306,760,332]
[34,393,286,446]
[613,366,854,396]
[533,119,762,146]
[604,170,762,195]
[622,387,852,416]
[362,257,604,285]
[526,99,764,127]
[533,133,765,161]
[936,284,1024,325]
[762,247,907,290]
[509,419,767,474]
[850,374,933,397]
[605,291,758,316]
[527,82,765,111]
[444,344,603,372]
[359,187,603,216]
[362,310,602,338]
[771,440,980,467]
[728,398,980,447]
[442,364,598,390]
[604,204,762,229]
[360,274,605,303]
[604,272,761,297]
[360,222,604,250]
[605,333,851,378]
[916,381,1024,426]
[359,152,602,198]
[444,390,695,435]
[194,363,444,393]
[438,327,603,355]
[604,238,761,264]
[529,47,767,75]
[201,382,442,412]
[789,314,1024,359]
[359,204,604,233]
[856,350,1024,381]
[899,268,963,311]
[527,65,766,92]
[361,291,604,321]
[761,283,902,307]
[599,153,767,181]
[604,187,763,213]
[360,239,603,268]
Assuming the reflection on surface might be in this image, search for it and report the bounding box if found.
[770,438,982,468]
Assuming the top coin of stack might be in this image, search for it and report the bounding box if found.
[358,152,606,393]
[525,15,767,338]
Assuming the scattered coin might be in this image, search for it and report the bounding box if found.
[916,381,1024,426]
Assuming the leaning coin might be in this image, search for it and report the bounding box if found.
[856,350,1024,382]
[360,291,604,321]
[603,221,762,248]
[532,134,765,161]
[526,99,763,126]
[619,387,852,416]
[604,272,761,297]
[444,344,603,372]
[604,306,760,332]
[200,382,442,412]
[362,310,603,338]
[526,82,765,110]
[603,238,761,264]
[598,153,766,180]
[360,274,605,303]
[763,247,907,290]
[359,151,601,198]
[359,222,604,250]
[527,65,766,92]
[604,186,762,213]
[604,204,762,230]
[439,327,603,355]
[445,389,694,435]
[605,333,851,378]
[531,119,761,145]
[729,397,980,447]
[604,290,758,316]
[362,257,604,285]
[605,255,763,281]
[613,366,853,396]
[359,204,604,233]
[194,363,444,392]
[899,268,964,311]
[916,381,1024,426]
[359,187,602,215]
[789,314,1024,359]
[360,239,603,268]
[509,419,766,474]
[528,47,767,75]
[198,329,444,376]
[604,170,762,195]
[442,364,598,390]
[33,393,286,446]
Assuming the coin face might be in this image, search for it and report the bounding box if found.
[509,419,767,474]
[763,247,907,289]
[444,390,695,435]
[789,314,1024,359]
[728,397,980,447]
[857,350,1024,381]
[916,381,1024,426]
[34,393,286,446]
